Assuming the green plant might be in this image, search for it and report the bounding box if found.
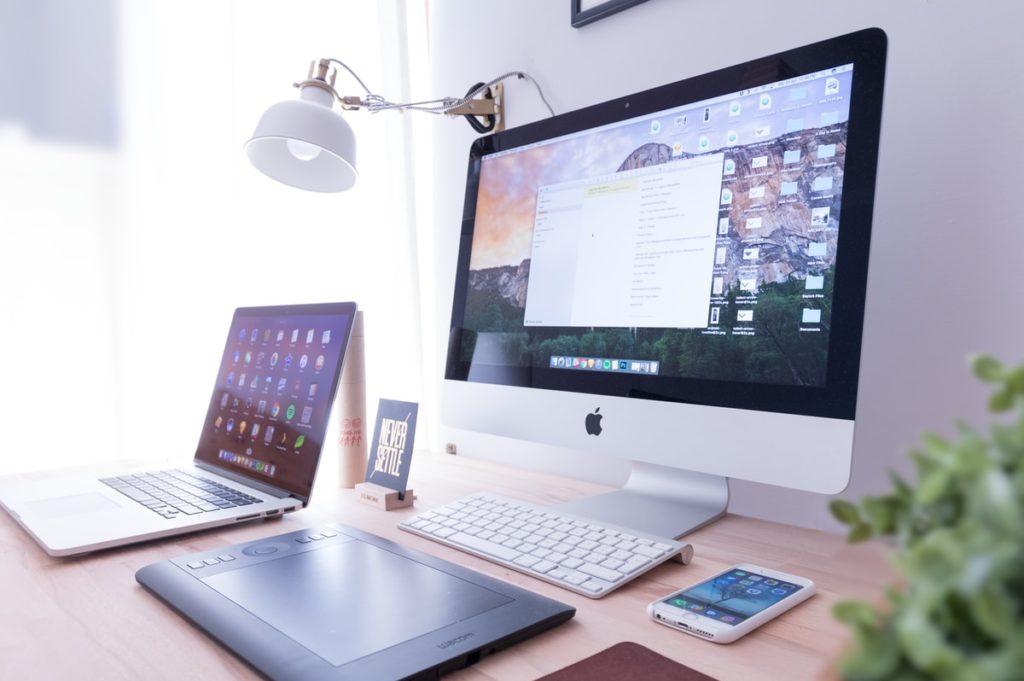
[829,355,1024,681]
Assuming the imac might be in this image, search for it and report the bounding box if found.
[443,29,887,540]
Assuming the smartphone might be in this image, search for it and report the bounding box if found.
[647,563,815,644]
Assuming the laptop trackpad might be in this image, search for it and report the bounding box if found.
[28,493,120,519]
[201,539,512,667]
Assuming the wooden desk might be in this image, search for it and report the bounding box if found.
[0,454,889,680]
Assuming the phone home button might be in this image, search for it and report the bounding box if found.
[682,613,699,621]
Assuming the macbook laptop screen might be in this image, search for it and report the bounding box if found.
[194,303,356,500]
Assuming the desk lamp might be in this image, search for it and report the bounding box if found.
[245,58,552,193]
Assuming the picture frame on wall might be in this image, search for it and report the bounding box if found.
[570,0,649,28]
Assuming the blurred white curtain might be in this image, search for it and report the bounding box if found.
[0,0,430,475]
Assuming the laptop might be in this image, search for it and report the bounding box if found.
[0,302,357,556]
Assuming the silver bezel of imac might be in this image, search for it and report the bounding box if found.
[443,29,887,540]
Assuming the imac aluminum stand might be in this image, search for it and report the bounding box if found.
[557,462,729,541]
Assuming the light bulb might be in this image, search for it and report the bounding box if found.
[286,139,322,161]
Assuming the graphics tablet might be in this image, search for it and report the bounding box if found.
[136,524,575,680]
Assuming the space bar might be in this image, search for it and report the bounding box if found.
[448,532,521,561]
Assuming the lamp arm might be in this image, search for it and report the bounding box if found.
[299,58,555,125]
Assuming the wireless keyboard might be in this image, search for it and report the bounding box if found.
[398,492,693,598]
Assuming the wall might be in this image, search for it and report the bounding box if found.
[426,0,1024,529]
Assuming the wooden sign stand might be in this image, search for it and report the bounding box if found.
[355,481,416,511]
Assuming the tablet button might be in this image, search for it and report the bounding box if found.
[243,543,285,557]
[217,554,235,562]
[186,561,204,569]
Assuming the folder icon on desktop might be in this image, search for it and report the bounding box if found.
[807,242,827,257]
[813,176,834,192]
[805,275,824,290]
[802,309,822,324]
[783,150,801,164]
[780,181,798,196]
[820,111,840,126]
[817,144,836,159]
[786,118,804,133]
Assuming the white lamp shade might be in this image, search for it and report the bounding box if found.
[245,89,358,193]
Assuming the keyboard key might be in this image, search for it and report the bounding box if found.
[513,555,540,568]
[579,562,624,583]
[448,532,521,561]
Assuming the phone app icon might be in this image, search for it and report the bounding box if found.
[270,352,279,367]
[293,379,302,393]
[294,434,305,449]
[239,329,247,341]
[772,588,787,595]
[239,420,247,436]
[279,431,288,446]
[264,376,272,389]
[256,351,265,365]
[764,579,778,586]
[232,397,240,409]
[251,329,259,342]
[746,588,762,595]
[308,383,318,398]
[673,115,687,127]
[315,355,326,371]
[226,418,235,433]
[725,130,738,146]
[284,353,293,370]
[291,329,299,343]
[258,400,267,415]
[723,159,735,175]
[301,406,313,424]
[286,404,296,420]
[748,575,763,582]
[214,416,223,429]
[740,579,753,585]
[232,351,240,364]
[759,93,772,110]
[263,329,271,342]
[702,107,711,123]
[238,373,247,388]
[728,100,741,116]
[306,329,315,344]
[321,330,331,344]
[649,119,661,134]
[619,360,628,370]
[825,76,839,95]
[705,609,719,617]
[245,398,253,410]
[277,378,287,392]
[720,188,733,205]
[721,615,737,623]
[271,402,281,418]
[251,423,260,439]
[250,375,259,388]
[698,135,710,151]
[276,330,284,342]
[670,598,688,607]
[244,352,252,365]
[264,426,275,443]
[602,360,611,370]
[226,372,235,387]
[299,354,309,369]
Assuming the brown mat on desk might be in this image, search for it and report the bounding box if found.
[538,641,720,681]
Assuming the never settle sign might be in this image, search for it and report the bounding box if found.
[365,399,418,495]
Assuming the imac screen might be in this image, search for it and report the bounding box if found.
[447,30,886,420]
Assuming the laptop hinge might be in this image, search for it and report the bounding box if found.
[194,461,300,502]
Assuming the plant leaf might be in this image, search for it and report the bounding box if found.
[988,387,1013,413]
[971,354,1005,382]
[830,499,863,526]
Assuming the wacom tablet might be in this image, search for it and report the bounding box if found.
[136,524,575,680]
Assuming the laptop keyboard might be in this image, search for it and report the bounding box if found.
[100,469,263,519]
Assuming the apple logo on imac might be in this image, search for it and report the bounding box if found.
[585,408,603,436]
